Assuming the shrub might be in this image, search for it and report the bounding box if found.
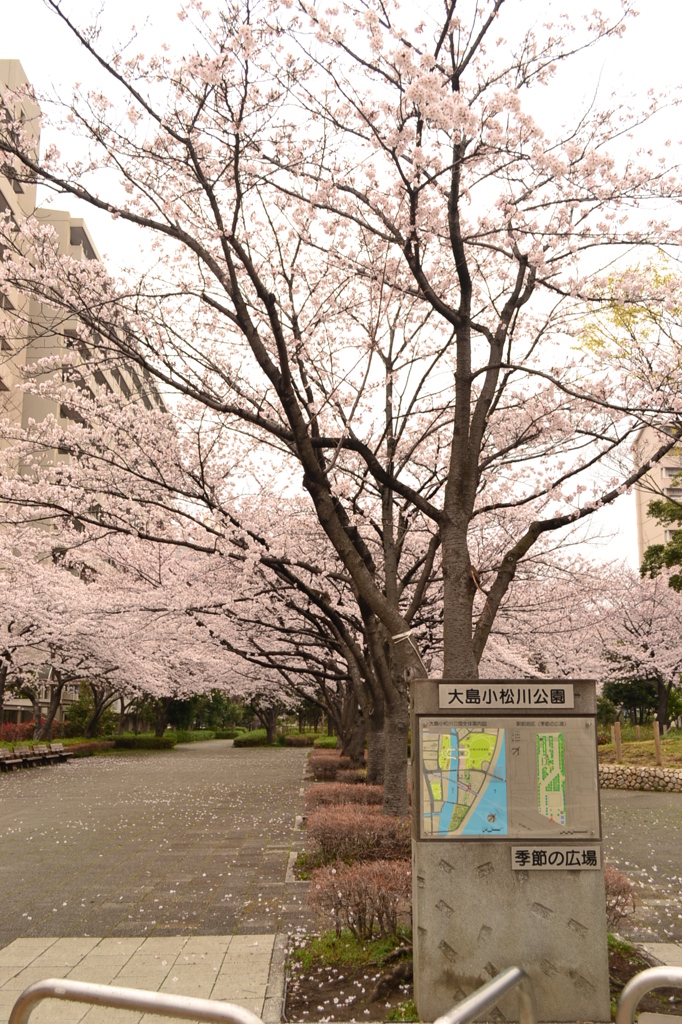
[233,729,270,747]
[306,783,384,811]
[337,768,367,784]
[114,735,177,750]
[313,735,339,749]
[69,740,116,757]
[309,754,351,781]
[604,864,636,929]
[215,729,238,739]
[173,729,216,743]
[1,721,36,743]
[309,860,412,939]
[306,805,411,863]
[597,733,610,745]
[284,734,316,746]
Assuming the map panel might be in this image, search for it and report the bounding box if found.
[418,716,600,841]
[422,726,507,837]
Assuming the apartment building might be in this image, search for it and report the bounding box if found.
[1,60,163,726]
[633,425,682,563]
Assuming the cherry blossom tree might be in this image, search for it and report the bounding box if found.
[3,0,682,810]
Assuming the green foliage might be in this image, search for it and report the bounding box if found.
[641,495,682,592]
[172,730,215,743]
[214,730,239,739]
[291,928,411,972]
[233,729,271,747]
[65,684,117,737]
[166,692,249,731]
[313,735,339,748]
[114,735,177,750]
[607,933,637,957]
[597,696,618,727]
[602,679,658,724]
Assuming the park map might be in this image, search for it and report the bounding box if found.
[420,722,569,838]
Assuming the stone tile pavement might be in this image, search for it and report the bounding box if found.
[0,934,280,1024]
[639,941,682,968]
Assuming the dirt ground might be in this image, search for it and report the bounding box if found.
[285,937,682,1022]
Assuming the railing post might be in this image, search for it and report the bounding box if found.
[9,979,266,1024]
[616,966,682,1024]
[433,966,537,1024]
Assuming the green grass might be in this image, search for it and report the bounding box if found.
[313,735,339,748]
[599,730,682,767]
[291,928,412,972]
[293,850,327,880]
[607,934,637,957]
[387,999,418,1022]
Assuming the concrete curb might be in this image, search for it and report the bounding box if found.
[262,932,288,1024]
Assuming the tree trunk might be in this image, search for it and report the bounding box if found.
[365,702,385,785]
[35,677,66,740]
[155,697,172,737]
[0,660,7,729]
[382,690,410,816]
[264,706,278,745]
[30,691,42,738]
[441,520,479,679]
[342,712,366,768]
[658,677,672,729]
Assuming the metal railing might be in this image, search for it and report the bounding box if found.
[616,965,682,1024]
[9,978,266,1024]
[433,966,537,1024]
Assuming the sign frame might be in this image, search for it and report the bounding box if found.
[414,708,602,844]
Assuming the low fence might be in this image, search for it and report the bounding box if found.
[599,764,682,792]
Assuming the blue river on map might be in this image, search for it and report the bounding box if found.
[461,731,508,835]
[438,729,459,834]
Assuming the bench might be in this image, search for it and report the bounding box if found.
[50,742,75,762]
[0,748,23,771]
[33,743,61,764]
[13,745,43,767]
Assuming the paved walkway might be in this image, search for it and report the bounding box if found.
[601,790,682,942]
[0,740,311,1022]
[0,741,309,941]
[0,934,276,1023]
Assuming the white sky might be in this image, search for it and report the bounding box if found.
[3,0,681,569]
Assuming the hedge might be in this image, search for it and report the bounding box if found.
[173,730,216,743]
[215,730,239,739]
[313,735,339,749]
[114,735,177,750]
[233,729,270,747]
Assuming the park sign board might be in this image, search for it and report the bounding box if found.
[411,679,610,1024]
[438,681,574,709]
[418,714,600,841]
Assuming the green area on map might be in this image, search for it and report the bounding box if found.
[536,732,567,826]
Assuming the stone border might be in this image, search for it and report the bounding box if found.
[599,764,682,791]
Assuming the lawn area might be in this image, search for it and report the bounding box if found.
[599,730,682,767]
